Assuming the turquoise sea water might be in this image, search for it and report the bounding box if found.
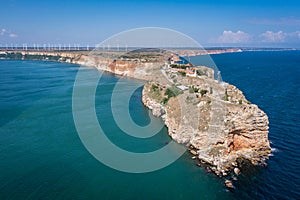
[0,60,231,199]
[0,50,299,199]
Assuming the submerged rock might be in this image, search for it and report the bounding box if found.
[225,179,234,189]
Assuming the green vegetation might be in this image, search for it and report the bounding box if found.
[170,74,176,79]
[151,84,159,92]
[149,83,162,101]
[207,100,211,104]
[239,99,243,105]
[200,89,208,97]
[121,49,164,60]
[162,97,169,104]
[165,86,182,98]
[189,87,208,97]
[196,69,203,76]
[178,71,186,76]
[162,85,183,104]
[224,89,229,101]
[0,52,63,61]
[186,96,194,101]
[185,95,195,104]
[148,83,183,104]
[0,52,22,59]
[189,85,199,93]
[24,54,61,61]
[170,64,188,69]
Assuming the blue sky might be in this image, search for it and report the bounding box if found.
[1,0,300,47]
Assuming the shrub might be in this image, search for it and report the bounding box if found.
[178,71,186,76]
[224,89,229,101]
[189,86,199,93]
[196,70,203,76]
[151,84,159,92]
[162,97,169,104]
[189,86,194,93]
[200,89,208,97]
[165,86,183,99]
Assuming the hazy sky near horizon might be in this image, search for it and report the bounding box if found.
[1,0,300,47]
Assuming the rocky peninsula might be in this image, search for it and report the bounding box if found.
[0,49,271,182]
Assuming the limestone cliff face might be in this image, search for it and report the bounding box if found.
[142,81,271,175]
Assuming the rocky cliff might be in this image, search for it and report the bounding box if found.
[142,78,271,176]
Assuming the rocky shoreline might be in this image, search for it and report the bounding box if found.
[142,81,271,178]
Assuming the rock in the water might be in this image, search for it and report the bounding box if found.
[234,167,241,175]
[190,150,197,156]
[225,180,234,189]
[215,170,221,176]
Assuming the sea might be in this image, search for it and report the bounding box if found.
[0,50,299,199]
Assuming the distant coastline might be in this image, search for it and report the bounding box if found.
[0,47,297,58]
